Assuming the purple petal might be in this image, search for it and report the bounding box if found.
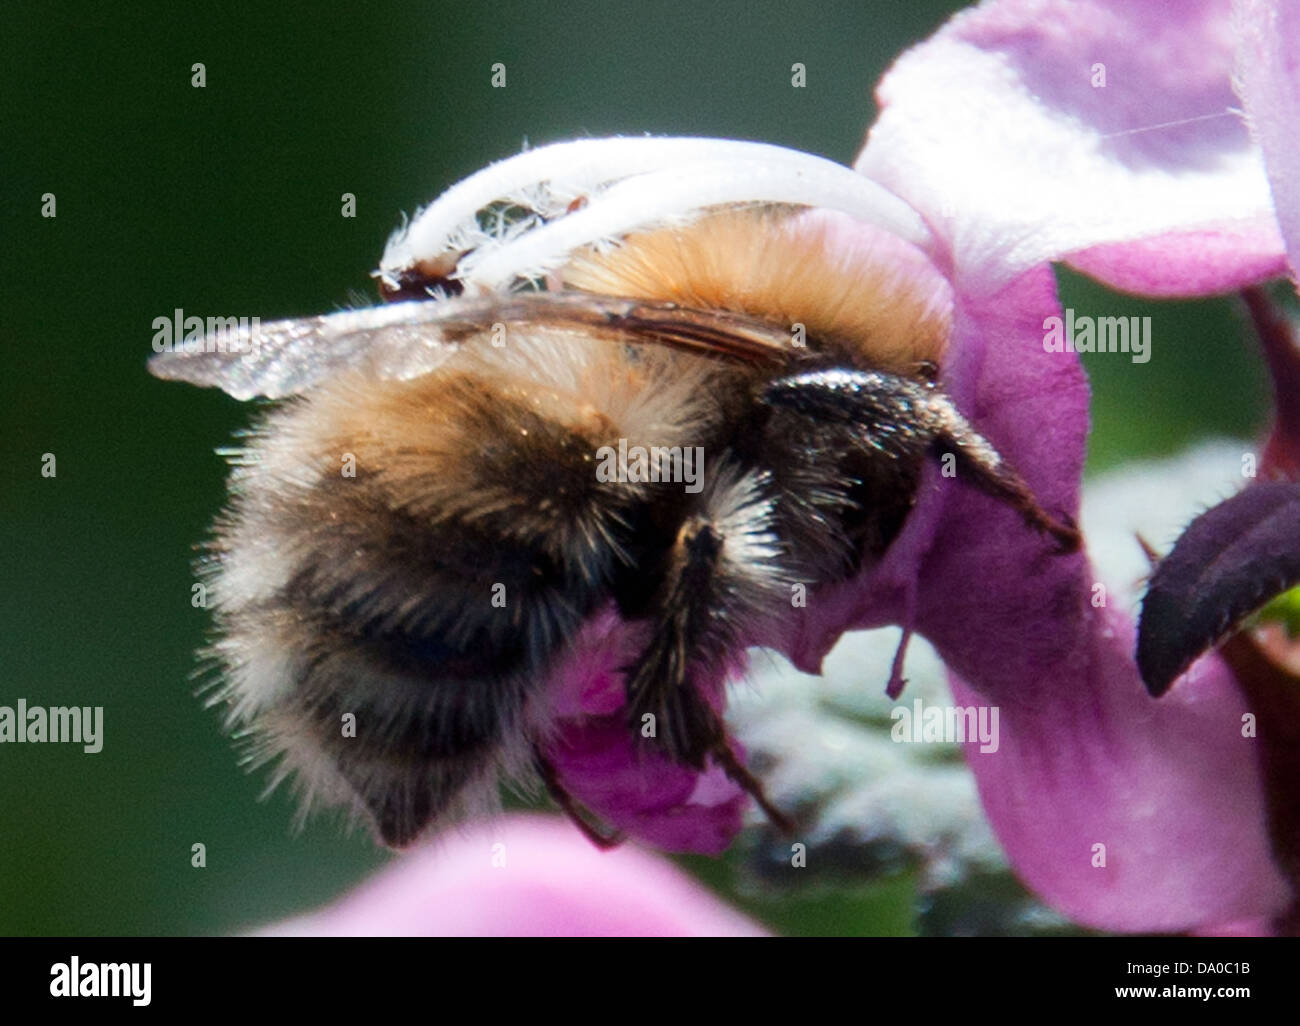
[790,264,1090,692]
[546,716,748,855]
[903,271,1287,928]
[949,619,1289,933]
[1067,227,1286,298]
[900,272,1293,929]
[915,268,1290,928]
[833,0,1300,932]
[855,0,1285,292]
[259,813,766,936]
[789,262,1289,930]
[540,609,748,854]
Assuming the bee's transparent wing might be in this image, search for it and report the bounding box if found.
[146,301,478,400]
[148,293,794,400]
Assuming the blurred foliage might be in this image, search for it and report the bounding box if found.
[0,0,1274,935]
[1058,268,1270,474]
[1257,586,1300,639]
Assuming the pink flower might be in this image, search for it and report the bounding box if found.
[541,610,748,855]
[818,0,1300,933]
[257,813,765,936]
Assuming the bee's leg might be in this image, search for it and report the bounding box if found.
[624,515,731,768]
[709,742,795,834]
[620,474,794,832]
[532,745,626,850]
[759,368,1080,552]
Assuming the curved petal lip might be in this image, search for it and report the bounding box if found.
[1066,226,1288,297]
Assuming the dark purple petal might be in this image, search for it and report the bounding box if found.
[540,609,748,854]
[1138,482,1300,696]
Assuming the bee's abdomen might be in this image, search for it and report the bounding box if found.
[211,452,618,846]
[204,339,731,846]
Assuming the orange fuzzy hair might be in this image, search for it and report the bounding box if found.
[560,206,952,373]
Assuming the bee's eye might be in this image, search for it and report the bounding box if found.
[378,254,466,302]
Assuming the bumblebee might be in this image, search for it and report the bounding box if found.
[151,138,1076,848]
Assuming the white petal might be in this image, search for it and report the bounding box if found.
[856,0,1280,293]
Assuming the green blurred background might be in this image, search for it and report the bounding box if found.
[0,0,1271,934]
